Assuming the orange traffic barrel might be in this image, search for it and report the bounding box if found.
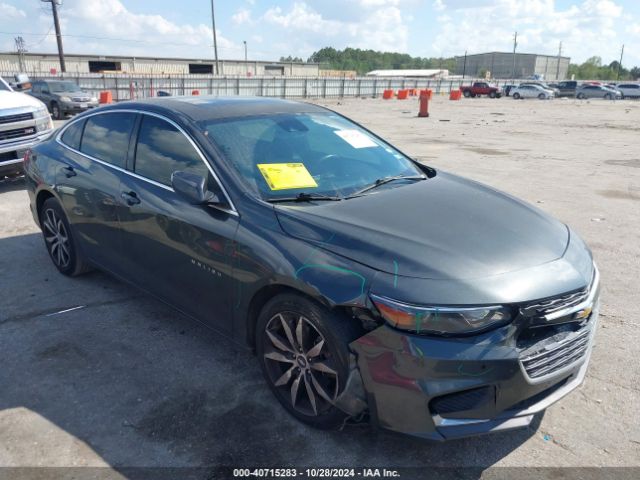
[449,89,461,100]
[418,90,430,117]
[99,91,113,104]
[382,89,394,99]
[397,89,409,100]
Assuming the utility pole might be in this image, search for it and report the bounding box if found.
[210,0,220,75]
[511,31,518,79]
[556,41,562,80]
[41,0,65,73]
[243,40,248,75]
[617,44,625,81]
[462,50,467,80]
[14,36,27,72]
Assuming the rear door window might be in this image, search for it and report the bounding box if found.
[134,115,210,186]
[61,120,85,151]
[80,112,136,168]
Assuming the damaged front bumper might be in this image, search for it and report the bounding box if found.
[342,271,600,441]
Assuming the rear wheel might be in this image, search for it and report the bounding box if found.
[604,93,612,100]
[538,93,545,99]
[577,93,586,99]
[463,90,471,98]
[513,92,521,99]
[39,198,92,276]
[256,293,362,429]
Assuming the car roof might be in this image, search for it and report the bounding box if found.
[99,96,329,122]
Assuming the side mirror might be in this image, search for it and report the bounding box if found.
[171,171,221,205]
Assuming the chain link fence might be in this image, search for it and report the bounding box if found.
[1,72,522,101]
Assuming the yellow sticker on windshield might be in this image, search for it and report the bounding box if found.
[257,163,318,191]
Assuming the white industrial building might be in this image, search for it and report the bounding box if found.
[0,52,321,76]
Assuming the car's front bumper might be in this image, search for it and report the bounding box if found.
[0,130,53,176]
[349,270,600,441]
[61,101,99,113]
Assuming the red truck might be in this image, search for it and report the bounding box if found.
[460,82,502,98]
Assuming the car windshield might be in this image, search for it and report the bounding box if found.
[202,112,423,201]
[49,81,82,93]
[0,78,11,91]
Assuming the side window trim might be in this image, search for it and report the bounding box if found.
[55,109,238,216]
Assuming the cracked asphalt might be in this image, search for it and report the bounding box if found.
[0,98,639,478]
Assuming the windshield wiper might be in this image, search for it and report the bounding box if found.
[266,192,342,203]
[346,175,426,198]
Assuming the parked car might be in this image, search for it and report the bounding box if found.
[575,84,622,100]
[554,81,578,97]
[502,84,518,96]
[29,80,98,119]
[460,82,502,98]
[511,84,555,99]
[0,76,54,178]
[520,82,560,97]
[616,83,640,99]
[24,97,600,441]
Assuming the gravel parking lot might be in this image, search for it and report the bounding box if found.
[1,97,639,478]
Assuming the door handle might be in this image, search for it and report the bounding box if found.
[62,165,76,178]
[121,191,141,206]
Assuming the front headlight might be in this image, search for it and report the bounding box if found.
[371,294,512,335]
[60,96,72,102]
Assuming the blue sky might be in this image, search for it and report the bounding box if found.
[1,0,639,66]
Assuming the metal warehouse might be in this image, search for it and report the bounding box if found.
[454,52,571,80]
[0,52,321,76]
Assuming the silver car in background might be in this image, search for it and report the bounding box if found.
[511,84,555,100]
[615,83,640,99]
[576,84,622,100]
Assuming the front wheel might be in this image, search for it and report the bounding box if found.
[604,93,612,100]
[577,93,586,99]
[39,198,92,276]
[256,293,362,429]
[489,91,496,98]
[538,93,546,100]
[513,92,521,99]
[51,102,63,120]
[463,90,471,98]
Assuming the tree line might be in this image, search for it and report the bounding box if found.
[282,48,639,81]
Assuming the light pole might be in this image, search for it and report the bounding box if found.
[210,0,220,75]
[243,40,248,76]
[511,31,518,80]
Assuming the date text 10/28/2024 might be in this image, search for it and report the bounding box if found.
[233,468,401,478]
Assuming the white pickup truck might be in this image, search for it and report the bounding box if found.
[0,76,54,178]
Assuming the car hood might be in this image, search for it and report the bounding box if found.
[275,171,569,280]
[0,91,46,110]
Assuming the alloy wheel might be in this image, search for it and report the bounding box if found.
[42,208,71,268]
[262,312,339,417]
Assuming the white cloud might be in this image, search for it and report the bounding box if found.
[0,1,25,19]
[232,8,253,25]
[262,1,409,54]
[55,0,242,57]
[432,0,631,63]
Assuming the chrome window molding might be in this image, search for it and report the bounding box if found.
[55,108,239,217]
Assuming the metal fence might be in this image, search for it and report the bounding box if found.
[2,72,524,101]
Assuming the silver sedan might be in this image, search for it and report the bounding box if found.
[511,84,555,99]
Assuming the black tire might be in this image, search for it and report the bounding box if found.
[256,293,363,429]
[577,93,586,99]
[604,93,612,100]
[513,92,521,99]
[51,102,62,120]
[39,197,92,276]
[463,90,471,98]
[538,93,545,99]
[489,91,496,98]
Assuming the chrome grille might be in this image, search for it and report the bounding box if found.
[0,126,36,142]
[523,288,590,317]
[0,112,33,125]
[520,327,591,379]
